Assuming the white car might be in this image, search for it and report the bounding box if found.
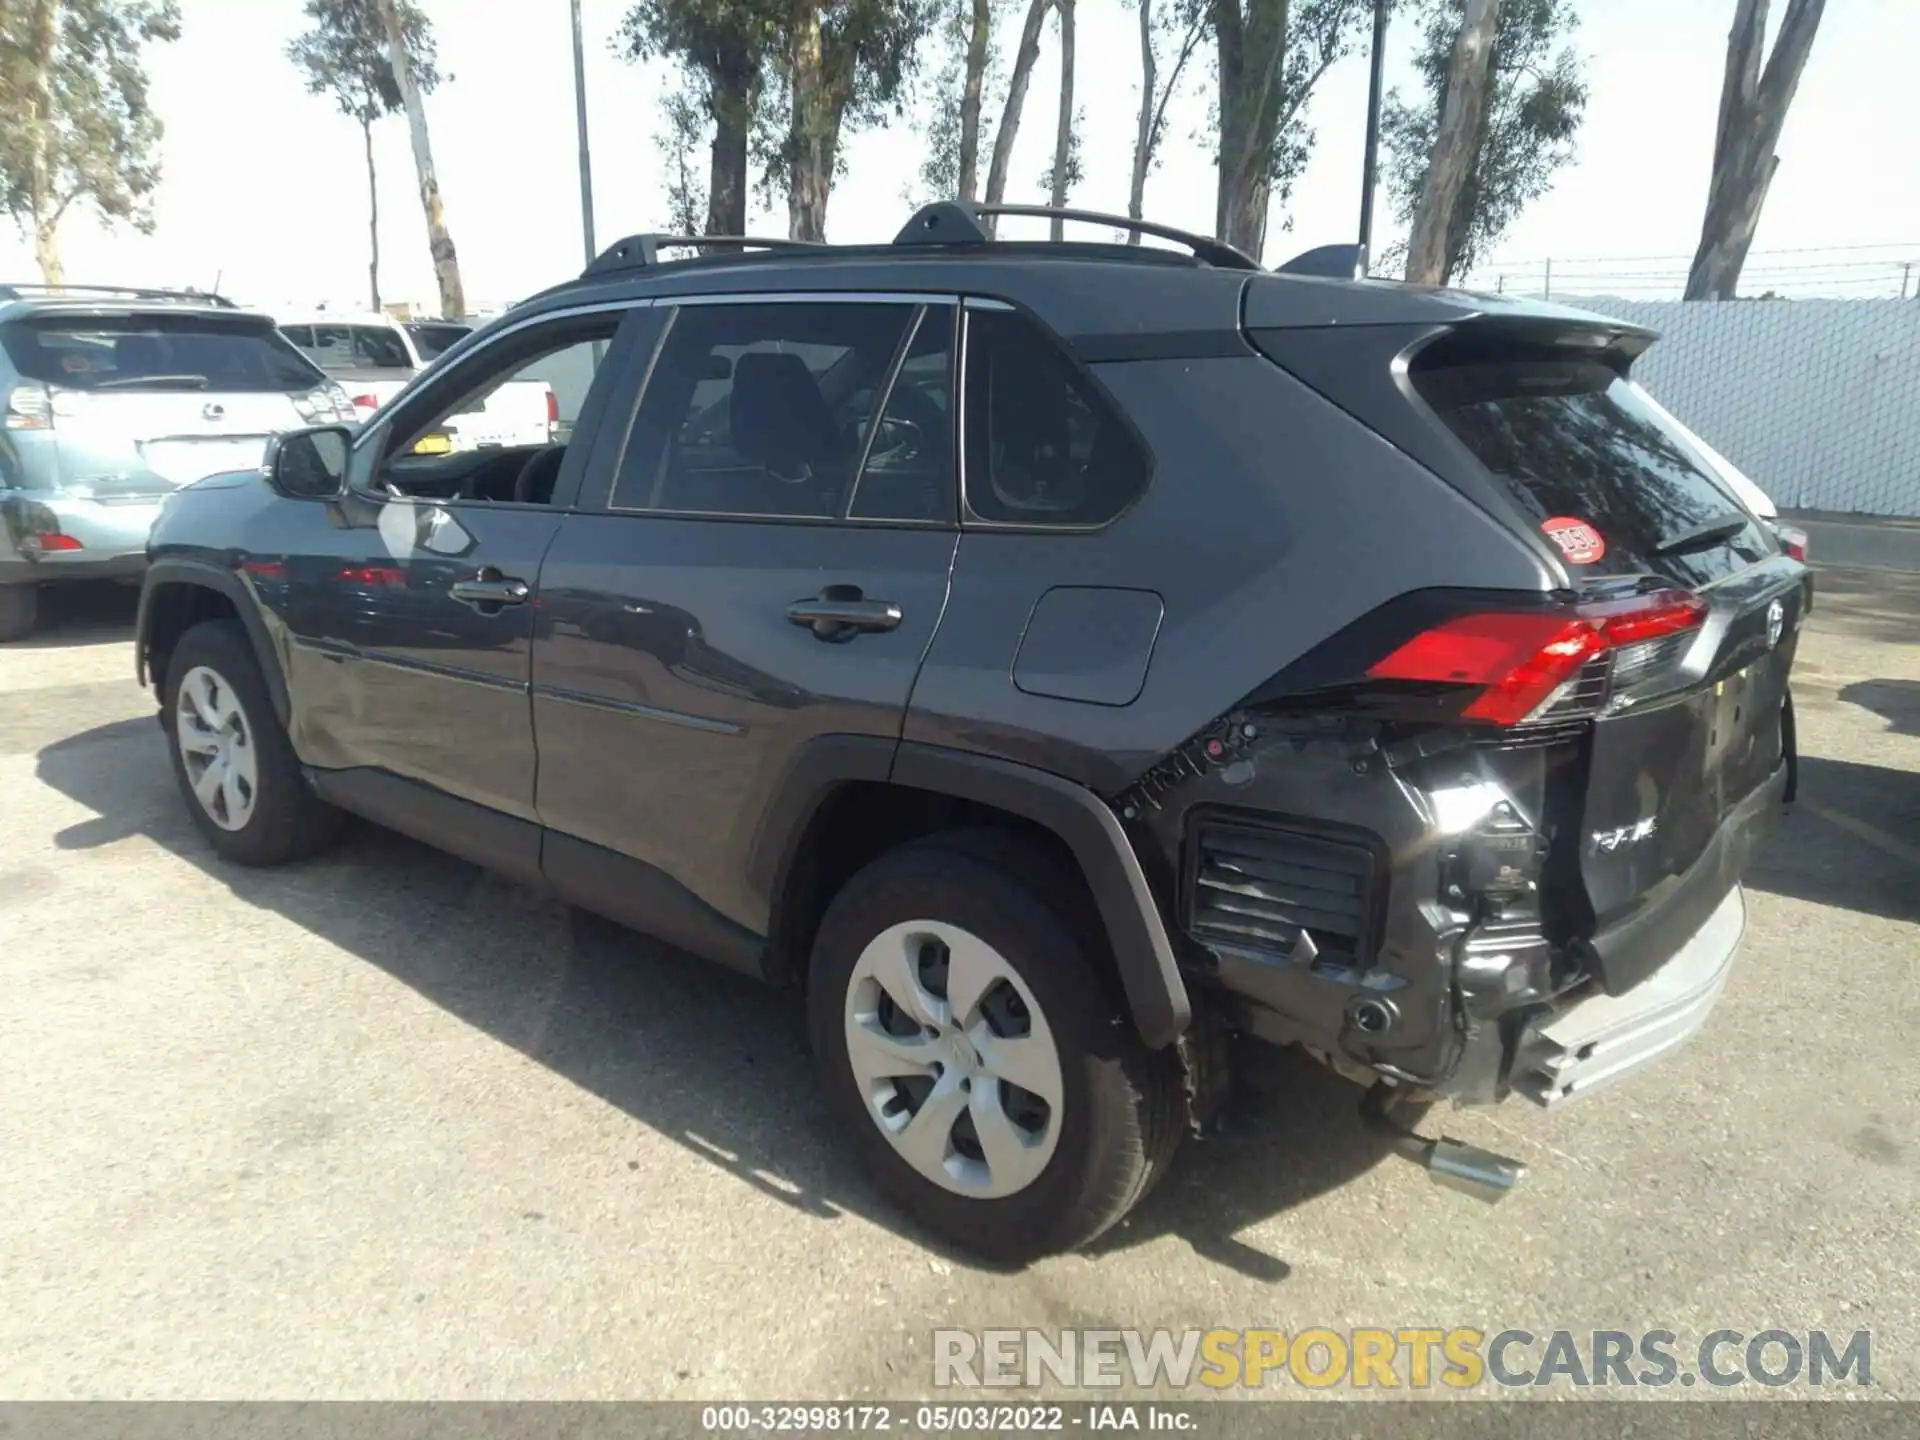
[278,310,557,451]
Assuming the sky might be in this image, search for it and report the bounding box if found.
[3,0,1917,312]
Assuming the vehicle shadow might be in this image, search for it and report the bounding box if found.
[1747,755,1920,923]
[35,716,1401,1280]
[1838,678,1920,739]
[11,581,139,647]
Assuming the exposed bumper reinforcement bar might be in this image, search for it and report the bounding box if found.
[1513,884,1746,1107]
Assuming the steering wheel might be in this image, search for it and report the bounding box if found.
[511,445,568,505]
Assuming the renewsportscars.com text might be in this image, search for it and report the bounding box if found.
[932,1328,1873,1391]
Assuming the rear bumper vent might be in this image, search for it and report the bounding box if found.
[1185,820,1379,967]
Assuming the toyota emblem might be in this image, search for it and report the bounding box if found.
[202,401,226,421]
[1766,597,1785,649]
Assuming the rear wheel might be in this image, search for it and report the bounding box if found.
[0,584,37,642]
[808,832,1182,1263]
[163,619,341,865]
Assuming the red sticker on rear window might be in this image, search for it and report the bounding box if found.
[1542,516,1606,565]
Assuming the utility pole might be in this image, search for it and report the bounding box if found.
[571,0,597,266]
[1354,0,1390,278]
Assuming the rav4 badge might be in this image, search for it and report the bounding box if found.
[1591,816,1658,853]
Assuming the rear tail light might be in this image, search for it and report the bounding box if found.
[20,531,82,553]
[545,387,560,439]
[1774,523,1809,562]
[1368,591,1706,727]
[350,394,381,414]
[5,381,53,430]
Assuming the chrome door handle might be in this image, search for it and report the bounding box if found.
[787,594,903,639]
[450,570,529,607]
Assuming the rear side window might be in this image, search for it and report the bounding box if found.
[289,323,412,371]
[962,308,1150,527]
[1412,354,1771,588]
[1,315,325,393]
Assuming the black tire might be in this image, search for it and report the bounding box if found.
[162,619,342,866]
[808,830,1183,1263]
[0,584,37,643]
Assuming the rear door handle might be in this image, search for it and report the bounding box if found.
[787,591,903,639]
[450,569,530,608]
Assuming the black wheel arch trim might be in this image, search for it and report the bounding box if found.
[754,734,1191,1049]
[890,742,1191,1049]
[137,559,291,727]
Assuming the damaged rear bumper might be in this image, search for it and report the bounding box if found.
[1511,883,1745,1107]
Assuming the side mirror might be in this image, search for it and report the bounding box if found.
[266,426,353,501]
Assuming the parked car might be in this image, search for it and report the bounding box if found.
[0,284,354,641]
[135,207,1809,1261]
[279,310,557,449]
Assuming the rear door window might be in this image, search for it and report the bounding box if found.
[1411,354,1771,588]
[611,300,953,522]
[2,315,326,393]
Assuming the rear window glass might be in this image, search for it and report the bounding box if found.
[405,323,471,360]
[3,315,325,394]
[285,323,412,371]
[1412,355,1771,588]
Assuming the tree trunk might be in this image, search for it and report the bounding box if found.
[34,219,64,288]
[1131,1,1203,242]
[785,3,841,242]
[1048,0,1075,237]
[707,72,756,235]
[363,117,381,312]
[957,0,992,200]
[983,0,1052,230]
[26,0,63,286]
[1129,0,1156,239]
[375,0,465,319]
[1213,0,1290,260]
[1685,0,1826,300]
[1404,0,1500,287]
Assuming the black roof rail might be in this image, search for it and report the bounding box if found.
[1276,244,1368,280]
[0,282,236,307]
[893,201,1262,272]
[583,233,828,278]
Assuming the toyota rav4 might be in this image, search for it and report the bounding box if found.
[135,205,1806,1262]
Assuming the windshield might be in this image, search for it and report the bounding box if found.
[1412,354,1773,589]
[404,323,471,360]
[2,314,326,393]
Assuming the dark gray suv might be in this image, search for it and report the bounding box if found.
[135,204,1806,1262]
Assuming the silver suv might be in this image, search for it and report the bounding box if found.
[0,284,355,640]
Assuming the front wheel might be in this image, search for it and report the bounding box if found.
[163,619,341,865]
[807,832,1182,1263]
